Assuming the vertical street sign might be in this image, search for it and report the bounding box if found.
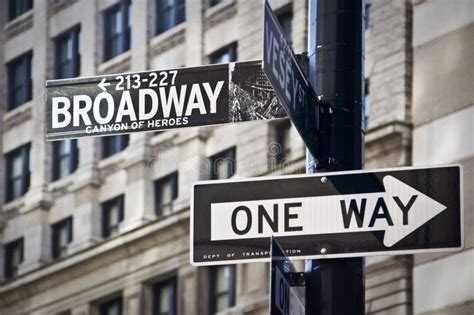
[270,237,305,315]
[262,0,319,156]
[190,165,463,265]
[45,61,286,140]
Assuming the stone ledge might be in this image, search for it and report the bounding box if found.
[149,24,186,58]
[4,10,33,39]
[204,0,237,31]
[97,51,132,75]
[2,102,33,133]
[48,0,79,17]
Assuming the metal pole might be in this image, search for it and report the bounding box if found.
[305,0,366,314]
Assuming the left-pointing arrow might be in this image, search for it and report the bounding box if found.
[98,78,111,92]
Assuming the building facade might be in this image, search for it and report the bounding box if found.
[0,0,472,314]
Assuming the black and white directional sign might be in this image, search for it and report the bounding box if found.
[45,61,286,140]
[191,165,463,265]
[270,237,305,315]
[262,0,319,155]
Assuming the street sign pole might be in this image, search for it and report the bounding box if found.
[305,0,366,314]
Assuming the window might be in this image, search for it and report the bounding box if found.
[208,43,237,64]
[7,52,32,110]
[155,173,178,216]
[364,78,370,130]
[103,0,131,61]
[53,140,79,180]
[274,119,291,164]
[210,148,235,180]
[4,238,24,280]
[210,265,235,313]
[52,217,73,258]
[55,27,81,79]
[8,0,32,21]
[277,9,293,45]
[102,135,129,158]
[153,278,177,315]
[99,296,123,315]
[156,0,185,35]
[5,144,30,202]
[102,195,125,238]
[209,0,223,7]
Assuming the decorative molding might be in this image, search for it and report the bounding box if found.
[204,0,237,31]
[2,103,33,132]
[4,11,33,40]
[149,25,186,58]
[48,0,79,16]
[97,52,132,75]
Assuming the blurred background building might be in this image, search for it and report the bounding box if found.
[0,0,472,314]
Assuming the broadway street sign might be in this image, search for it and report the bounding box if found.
[191,165,463,265]
[263,0,319,156]
[45,61,286,140]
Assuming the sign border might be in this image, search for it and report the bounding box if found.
[190,164,464,266]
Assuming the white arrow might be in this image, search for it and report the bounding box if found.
[98,78,111,92]
[210,176,447,247]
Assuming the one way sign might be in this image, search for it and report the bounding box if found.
[190,165,462,265]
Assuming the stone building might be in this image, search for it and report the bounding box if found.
[0,0,472,314]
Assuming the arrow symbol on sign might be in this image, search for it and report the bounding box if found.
[98,78,111,92]
[210,176,447,247]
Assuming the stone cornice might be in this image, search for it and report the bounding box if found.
[204,0,237,31]
[4,10,33,40]
[2,102,33,132]
[149,24,186,58]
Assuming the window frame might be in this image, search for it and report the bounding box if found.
[274,119,292,164]
[209,265,236,313]
[53,139,79,181]
[99,295,123,315]
[4,238,24,280]
[7,51,32,110]
[102,135,129,159]
[51,217,73,259]
[276,7,293,46]
[208,43,237,64]
[8,0,33,21]
[102,195,125,238]
[153,277,177,315]
[5,144,31,202]
[103,0,131,61]
[154,172,178,217]
[210,147,236,180]
[156,0,186,35]
[55,26,81,79]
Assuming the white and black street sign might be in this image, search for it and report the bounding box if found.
[46,61,286,140]
[263,0,319,155]
[191,165,463,265]
[270,237,305,315]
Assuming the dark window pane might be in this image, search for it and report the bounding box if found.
[153,278,177,315]
[210,265,235,313]
[4,238,24,279]
[156,0,185,35]
[53,139,79,180]
[102,195,125,238]
[209,0,223,7]
[102,135,129,158]
[8,0,33,21]
[210,148,235,180]
[5,144,31,202]
[7,52,32,110]
[209,43,237,64]
[104,1,131,61]
[56,27,81,79]
[277,9,293,45]
[155,173,178,216]
[52,217,73,258]
[99,296,123,315]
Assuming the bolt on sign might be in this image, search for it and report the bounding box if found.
[45,61,287,140]
[190,165,463,266]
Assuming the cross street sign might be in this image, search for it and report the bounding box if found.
[270,237,305,315]
[45,60,286,140]
[262,0,319,156]
[190,165,462,265]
